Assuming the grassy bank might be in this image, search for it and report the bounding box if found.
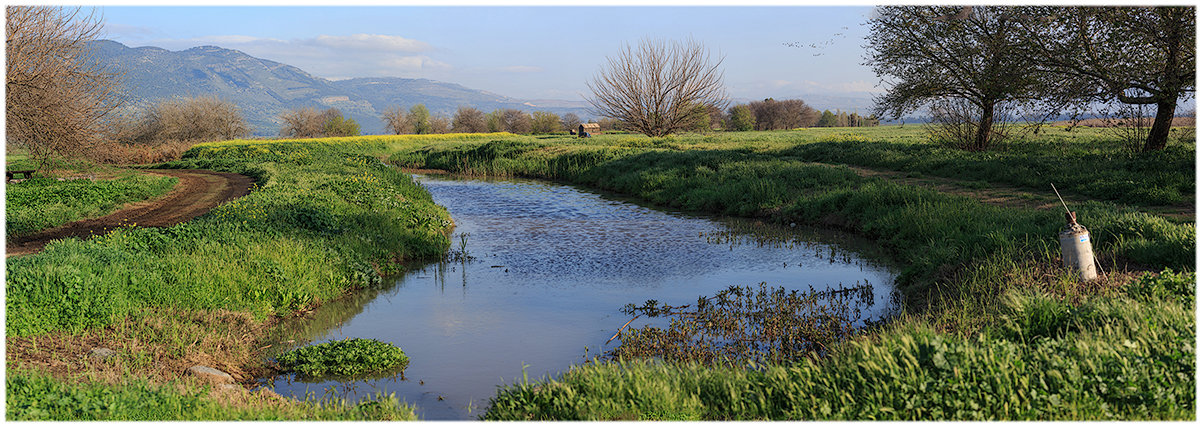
[387,129,1195,420]
[5,133,507,420]
[6,171,177,238]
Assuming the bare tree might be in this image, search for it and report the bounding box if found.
[587,38,728,137]
[560,113,581,131]
[749,98,819,130]
[279,107,324,138]
[382,106,411,134]
[6,6,121,169]
[501,109,532,134]
[429,114,450,134]
[452,106,487,133]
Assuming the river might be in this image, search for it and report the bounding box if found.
[260,174,899,420]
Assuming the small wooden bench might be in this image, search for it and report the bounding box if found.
[6,169,36,181]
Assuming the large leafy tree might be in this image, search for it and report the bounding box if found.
[1017,6,1195,152]
[866,6,1058,150]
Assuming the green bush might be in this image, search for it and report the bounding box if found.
[275,338,409,379]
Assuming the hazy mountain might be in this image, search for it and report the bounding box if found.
[89,40,591,135]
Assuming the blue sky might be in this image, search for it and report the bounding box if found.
[99,6,880,101]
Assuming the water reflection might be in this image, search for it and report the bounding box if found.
[261,174,899,420]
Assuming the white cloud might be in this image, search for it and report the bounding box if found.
[143,33,447,79]
[104,23,163,40]
[311,34,429,52]
[380,56,451,72]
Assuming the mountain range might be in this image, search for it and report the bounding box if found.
[89,40,591,135]
[89,40,877,135]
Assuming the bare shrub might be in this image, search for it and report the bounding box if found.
[451,106,487,133]
[279,107,324,138]
[429,114,450,134]
[749,98,819,130]
[382,106,411,134]
[560,113,581,132]
[109,96,248,145]
[1104,104,1155,154]
[925,98,1034,151]
[501,109,532,134]
[587,38,728,137]
[6,6,121,170]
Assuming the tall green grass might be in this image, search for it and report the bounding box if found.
[485,291,1193,420]
[6,370,417,420]
[6,173,176,238]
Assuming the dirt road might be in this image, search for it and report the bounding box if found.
[7,169,253,257]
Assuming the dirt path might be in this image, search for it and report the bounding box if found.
[833,163,1195,222]
[7,169,253,257]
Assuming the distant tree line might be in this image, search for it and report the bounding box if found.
[720,99,879,132]
[377,105,582,136]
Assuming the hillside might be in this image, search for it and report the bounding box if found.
[89,40,590,135]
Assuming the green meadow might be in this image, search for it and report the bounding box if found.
[5,127,1194,420]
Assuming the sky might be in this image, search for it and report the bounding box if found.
[96,5,881,102]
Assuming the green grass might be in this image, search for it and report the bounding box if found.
[5,134,510,420]
[778,127,1195,206]
[275,338,409,379]
[386,129,1194,420]
[485,289,1193,420]
[6,130,1192,420]
[6,370,417,420]
[5,172,176,238]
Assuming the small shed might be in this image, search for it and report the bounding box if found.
[578,123,601,137]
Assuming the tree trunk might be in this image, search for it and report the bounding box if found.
[975,101,995,151]
[1143,98,1177,152]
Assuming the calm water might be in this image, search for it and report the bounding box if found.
[261,174,899,420]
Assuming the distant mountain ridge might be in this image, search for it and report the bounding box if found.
[89,40,591,135]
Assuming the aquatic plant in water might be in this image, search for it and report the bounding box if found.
[608,282,877,367]
[275,338,409,379]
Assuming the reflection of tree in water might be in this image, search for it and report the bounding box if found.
[705,217,895,268]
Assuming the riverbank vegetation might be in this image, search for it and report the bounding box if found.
[274,338,409,380]
[6,133,504,419]
[388,126,1195,420]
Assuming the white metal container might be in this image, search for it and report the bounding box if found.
[1059,225,1098,281]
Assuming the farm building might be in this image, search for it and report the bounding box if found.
[577,123,601,137]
